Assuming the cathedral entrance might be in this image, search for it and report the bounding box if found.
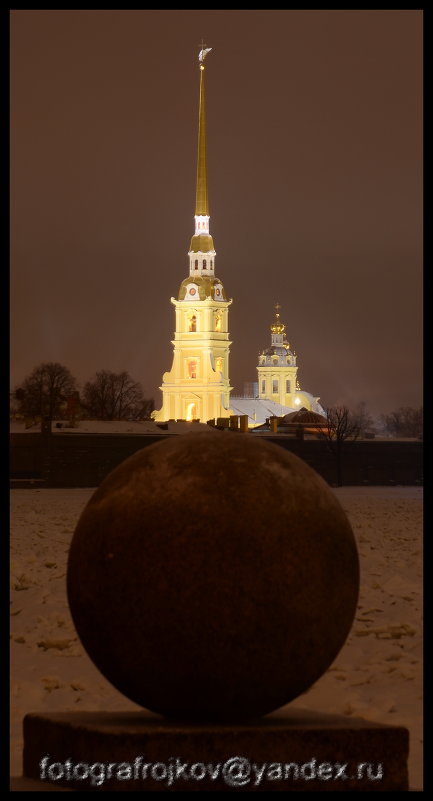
[186,402,198,421]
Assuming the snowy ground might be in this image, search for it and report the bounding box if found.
[9,419,216,435]
[10,486,422,789]
[9,418,421,439]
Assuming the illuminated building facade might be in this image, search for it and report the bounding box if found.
[153,48,232,422]
[257,304,323,413]
[229,305,324,426]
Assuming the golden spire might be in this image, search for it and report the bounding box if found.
[195,43,211,216]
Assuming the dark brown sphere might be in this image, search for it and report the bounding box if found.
[67,431,359,721]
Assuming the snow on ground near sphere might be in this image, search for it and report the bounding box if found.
[10,486,422,788]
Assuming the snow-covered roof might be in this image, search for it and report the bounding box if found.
[228,398,295,426]
[229,392,325,427]
[282,409,327,426]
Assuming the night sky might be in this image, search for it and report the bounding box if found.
[10,10,422,418]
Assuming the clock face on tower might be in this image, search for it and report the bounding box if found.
[184,283,199,300]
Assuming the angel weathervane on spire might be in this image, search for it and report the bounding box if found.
[198,39,212,65]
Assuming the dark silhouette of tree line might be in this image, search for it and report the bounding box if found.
[13,362,154,422]
[320,401,422,487]
[380,406,423,438]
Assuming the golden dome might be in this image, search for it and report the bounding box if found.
[189,234,214,253]
[270,303,285,334]
[178,275,227,301]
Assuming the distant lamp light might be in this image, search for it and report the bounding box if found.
[295,397,301,406]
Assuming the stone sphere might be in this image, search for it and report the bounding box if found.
[67,431,359,721]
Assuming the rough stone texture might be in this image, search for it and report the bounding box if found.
[67,432,359,720]
[22,709,409,792]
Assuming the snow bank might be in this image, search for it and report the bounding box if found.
[10,419,218,435]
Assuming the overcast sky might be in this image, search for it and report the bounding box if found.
[10,9,422,418]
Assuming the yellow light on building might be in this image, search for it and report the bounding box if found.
[186,403,197,421]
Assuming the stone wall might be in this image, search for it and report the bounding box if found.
[263,437,422,487]
[10,432,423,488]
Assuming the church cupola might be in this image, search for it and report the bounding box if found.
[270,303,286,347]
[261,304,296,367]
[257,304,298,407]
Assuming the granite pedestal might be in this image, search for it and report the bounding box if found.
[17,436,411,792]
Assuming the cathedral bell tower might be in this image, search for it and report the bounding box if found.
[153,47,233,423]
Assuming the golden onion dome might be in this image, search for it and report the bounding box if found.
[270,303,286,334]
[189,234,215,253]
[270,320,285,334]
[178,275,227,301]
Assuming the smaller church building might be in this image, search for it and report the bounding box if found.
[230,305,324,427]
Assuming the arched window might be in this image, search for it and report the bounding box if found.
[188,360,197,379]
[194,259,198,269]
[286,380,291,394]
[261,380,266,394]
[203,260,207,268]
[215,313,222,332]
[272,379,279,394]
[189,315,196,332]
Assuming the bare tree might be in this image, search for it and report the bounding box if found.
[82,370,146,420]
[139,397,155,419]
[352,401,375,438]
[381,406,423,438]
[15,362,78,420]
[323,406,361,487]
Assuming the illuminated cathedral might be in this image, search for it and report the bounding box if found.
[153,47,232,423]
[153,48,323,426]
